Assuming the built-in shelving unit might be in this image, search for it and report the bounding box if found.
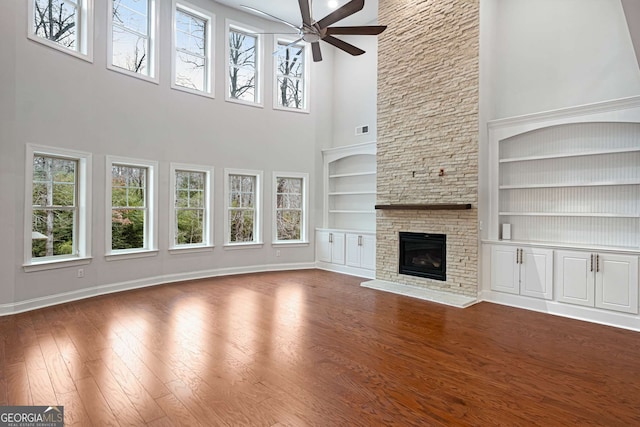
[322,142,377,231]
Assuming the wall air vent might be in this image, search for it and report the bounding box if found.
[355,125,370,136]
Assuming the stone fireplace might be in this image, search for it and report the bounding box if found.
[371,0,480,301]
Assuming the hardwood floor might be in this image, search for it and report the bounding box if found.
[1,269,640,426]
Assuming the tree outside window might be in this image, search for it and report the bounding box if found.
[32,156,77,258]
[174,170,205,245]
[175,8,207,92]
[111,0,152,75]
[275,177,303,241]
[111,165,147,250]
[228,28,257,103]
[276,41,305,109]
[228,174,257,243]
[33,0,78,50]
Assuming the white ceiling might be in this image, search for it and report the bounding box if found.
[214,0,379,27]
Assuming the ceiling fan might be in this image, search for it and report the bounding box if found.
[241,0,386,62]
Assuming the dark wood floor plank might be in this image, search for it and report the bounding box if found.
[1,270,639,425]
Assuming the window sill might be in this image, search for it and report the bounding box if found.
[105,249,159,261]
[171,84,215,99]
[273,104,309,114]
[271,241,310,247]
[223,242,264,250]
[28,34,94,63]
[169,245,215,254]
[225,96,264,109]
[107,64,159,85]
[23,257,92,273]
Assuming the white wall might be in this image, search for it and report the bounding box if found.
[331,35,378,148]
[490,0,640,119]
[0,0,334,308]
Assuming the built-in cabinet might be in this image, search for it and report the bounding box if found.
[317,142,377,279]
[490,245,553,300]
[555,250,638,314]
[317,230,345,265]
[316,229,375,279]
[483,98,640,330]
[345,233,376,270]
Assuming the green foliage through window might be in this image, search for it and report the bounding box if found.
[32,155,77,258]
[111,164,146,250]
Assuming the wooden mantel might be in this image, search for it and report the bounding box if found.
[375,203,473,210]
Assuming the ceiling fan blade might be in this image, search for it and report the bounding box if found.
[322,35,365,56]
[326,25,387,36]
[316,0,365,30]
[311,41,322,62]
[298,0,312,27]
[240,5,301,32]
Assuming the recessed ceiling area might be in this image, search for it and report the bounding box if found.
[214,0,379,27]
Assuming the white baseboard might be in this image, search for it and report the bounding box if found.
[315,261,375,279]
[479,290,640,332]
[0,262,316,317]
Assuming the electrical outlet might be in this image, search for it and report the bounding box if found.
[276,250,281,257]
[77,268,84,278]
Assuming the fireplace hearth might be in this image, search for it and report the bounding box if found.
[399,232,446,281]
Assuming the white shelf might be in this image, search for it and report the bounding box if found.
[328,191,376,196]
[499,212,640,218]
[329,171,376,179]
[499,147,640,163]
[499,181,640,190]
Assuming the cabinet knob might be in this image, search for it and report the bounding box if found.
[596,254,600,273]
[329,233,333,243]
[590,254,594,272]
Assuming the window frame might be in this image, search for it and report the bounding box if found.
[273,36,310,113]
[169,163,214,252]
[225,19,264,108]
[105,155,158,259]
[106,0,159,84]
[223,168,263,248]
[23,144,92,272]
[272,172,309,245]
[171,0,215,98]
[27,0,95,62]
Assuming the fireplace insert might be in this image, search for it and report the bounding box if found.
[398,232,446,281]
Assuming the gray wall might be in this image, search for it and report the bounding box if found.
[0,0,335,308]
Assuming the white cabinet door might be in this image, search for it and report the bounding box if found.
[345,234,361,267]
[360,234,376,270]
[316,230,332,263]
[556,250,595,307]
[595,253,638,314]
[520,248,554,300]
[331,232,345,265]
[490,245,519,295]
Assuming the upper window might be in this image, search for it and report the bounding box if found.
[226,21,262,106]
[170,163,214,250]
[224,169,263,246]
[25,145,92,270]
[106,156,157,257]
[28,0,94,61]
[108,0,158,82]
[273,172,309,243]
[274,38,308,112]
[172,1,214,97]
